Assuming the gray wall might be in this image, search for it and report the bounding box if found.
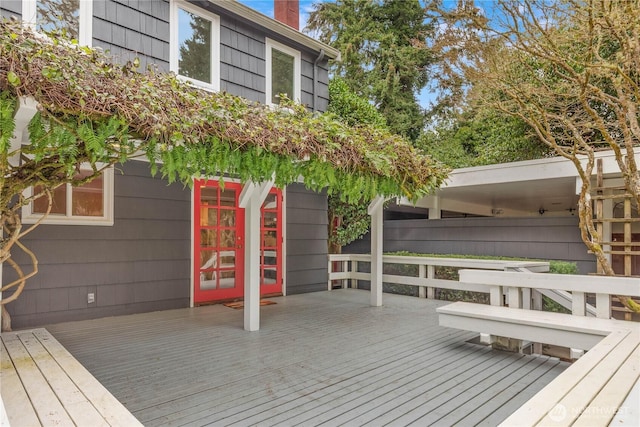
[5,161,192,328]
[346,216,596,274]
[286,184,328,294]
[92,0,171,71]
[1,1,21,19]
[3,0,331,327]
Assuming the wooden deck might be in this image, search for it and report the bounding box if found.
[42,290,568,426]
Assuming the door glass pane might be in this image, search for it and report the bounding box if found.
[263,230,277,248]
[33,184,66,214]
[37,0,79,40]
[72,174,103,216]
[271,49,294,104]
[219,271,235,288]
[200,187,217,205]
[263,193,277,209]
[199,271,217,290]
[220,189,235,207]
[201,208,217,226]
[178,8,212,83]
[200,229,216,247]
[219,251,235,267]
[263,211,277,228]
[262,249,277,266]
[220,209,235,227]
[200,250,218,269]
[220,229,236,248]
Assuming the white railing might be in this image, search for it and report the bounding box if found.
[327,254,636,319]
[327,254,549,298]
[458,269,640,319]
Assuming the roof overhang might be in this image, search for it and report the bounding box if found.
[211,1,341,60]
[401,148,640,218]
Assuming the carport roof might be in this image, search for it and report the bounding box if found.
[402,148,640,218]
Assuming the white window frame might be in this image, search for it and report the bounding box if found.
[22,166,114,226]
[170,0,220,91]
[22,0,93,46]
[265,38,301,106]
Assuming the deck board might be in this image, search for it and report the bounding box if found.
[45,290,568,426]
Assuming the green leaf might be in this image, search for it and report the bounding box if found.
[7,71,20,87]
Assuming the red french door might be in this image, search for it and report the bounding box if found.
[193,179,282,304]
[260,190,283,295]
[194,180,245,303]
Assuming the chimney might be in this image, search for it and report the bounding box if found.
[274,0,299,30]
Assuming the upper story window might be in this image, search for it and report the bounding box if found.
[22,0,93,46]
[265,38,301,106]
[23,167,114,226]
[170,0,220,91]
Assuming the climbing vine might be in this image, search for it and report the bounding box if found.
[0,21,447,328]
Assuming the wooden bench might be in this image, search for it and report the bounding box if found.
[437,302,640,426]
[1,328,142,426]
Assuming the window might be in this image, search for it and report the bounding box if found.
[23,168,114,226]
[170,0,220,91]
[22,0,93,46]
[265,38,301,106]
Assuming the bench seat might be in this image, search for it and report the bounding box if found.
[1,328,142,426]
[437,302,640,426]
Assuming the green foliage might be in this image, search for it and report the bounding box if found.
[325,78,417,251]
[0,92,15,154]
[418,109,551,168]
[549,261,578,275]
[307,0,435,141]
[0,20,448,205]
[327,79,387,129]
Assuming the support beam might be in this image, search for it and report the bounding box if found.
[368,197,385,307]
[239,179,273,331]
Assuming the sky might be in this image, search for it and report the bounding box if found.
[236,0,437,109]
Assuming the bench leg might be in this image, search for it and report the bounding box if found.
[570,348,585,359]
[480,333,493,345]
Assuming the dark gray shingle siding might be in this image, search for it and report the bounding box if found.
[5,161,191,328]
[286,184,328,294]
[346,216,596,274]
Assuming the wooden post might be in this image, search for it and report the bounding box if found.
[427,265,435,299]
[508,286,522,309]
[342,260,349,289]
[239,180,273,331]
[368,197,385,307]
[418,264,426,298]
[572,291,586,316]
[351,261,358,289]
[327,257,332,290]
[596,293,611,319]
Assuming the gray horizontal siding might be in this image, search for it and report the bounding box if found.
[4,161,191,329]
[286,184,328,295]
[1,1,21,19]
[346,216,596,274]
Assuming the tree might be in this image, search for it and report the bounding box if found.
[178,11,212,84]
[307,0,435,141]
[431,0,640,312]
[418,107,551,168]
[0,22,448,329]
[37,0,79,40]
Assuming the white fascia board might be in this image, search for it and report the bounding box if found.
[211,1,340,60]
[443,148,640,189]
